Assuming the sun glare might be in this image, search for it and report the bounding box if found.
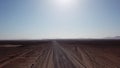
[55,0,74,5]
[50,0,78,10]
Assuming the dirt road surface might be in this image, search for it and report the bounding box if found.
[0,41,120,68]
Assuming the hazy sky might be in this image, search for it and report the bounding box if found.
[0,0,120,39]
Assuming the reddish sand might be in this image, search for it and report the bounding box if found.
[0,40,120,68]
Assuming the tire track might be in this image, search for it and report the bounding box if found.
[52,41,86,68]
[0,48,33,68]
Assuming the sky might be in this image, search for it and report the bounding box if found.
[0,0,120,40]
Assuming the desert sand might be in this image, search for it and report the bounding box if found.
[0,40,120,68]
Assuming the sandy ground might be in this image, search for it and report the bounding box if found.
[0,45,22,47]
[0,41,120,68]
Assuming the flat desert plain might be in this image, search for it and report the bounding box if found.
[0,40,120,68]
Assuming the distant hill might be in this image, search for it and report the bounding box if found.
[105,36,120,39]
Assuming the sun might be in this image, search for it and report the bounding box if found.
[55,0,74,5]
[50,0,78,10]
